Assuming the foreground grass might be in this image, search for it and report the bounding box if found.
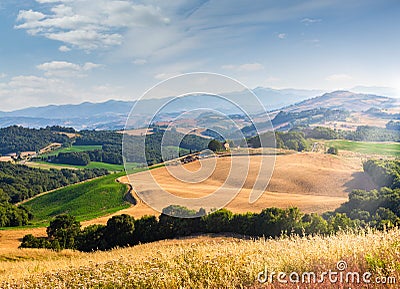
[326,140,400,156]
[23,173,130,226]
[1,229,399,288]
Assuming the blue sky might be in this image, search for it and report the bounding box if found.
[0,0,399,111]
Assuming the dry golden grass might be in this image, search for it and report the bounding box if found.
[1,229,399,288]
[25,161,79,170]
[0,156,13,162]
[0,228,46,250]
[120,128,154,136]
[116,153,374,217]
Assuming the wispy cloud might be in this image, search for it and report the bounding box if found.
[15,0,170,50]
[277,33,287,39]
[301,17,321,25]
[265,76,281,83]
[133,59,147,65]
[326,74,352,82]
[0,74,125,110]
[37,61,102,77]
[221,63,264,72]
[58,45,71,52]
[154,72,181,80]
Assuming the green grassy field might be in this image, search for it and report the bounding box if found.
[30,160,124,171]
[27,161,142,173]
[326,140,400,156]
[41,145,102,157]
[23,173,130,226]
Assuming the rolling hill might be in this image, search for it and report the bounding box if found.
[107,153,375,219]
[284,90,398,112]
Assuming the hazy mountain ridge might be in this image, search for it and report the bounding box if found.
[0,89,398,130]
[282,90,398,113]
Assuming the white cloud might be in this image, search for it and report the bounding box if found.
[59,45,71,52]
[133,58,147,65]
[47,30,123,50]
[265,76,280,83]
[151,60,206,82]
[37,60,102,77]
[301,17,321,24]
[0,73,6,78]
[278,33,286,39]
[221,63,264,72]
[16,9,46,22]
[0,75,70,110]
[15,0,170,50]
[36,0,67,3]
[154,72,181,80]
[82,62,102,70]
[8,75,61,89]
[326,74,353,82]
[0,74,126,111]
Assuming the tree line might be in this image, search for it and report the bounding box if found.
[296,125,400,142]
[20,205,358,252]
[246,131,309,152]
[62,128,209,166]
[0,125,72,155]
[40,149,123,166]
[123,130,210,165]
[246,125,400,153]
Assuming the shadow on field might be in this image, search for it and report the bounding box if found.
[343,172,378,193]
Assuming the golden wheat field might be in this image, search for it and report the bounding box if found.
[119,152,375,217]
[1,229,399,288]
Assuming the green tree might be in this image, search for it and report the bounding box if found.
[230,212,256,235]
[327,147,338,155]
[103,214,135,249]
[255,207,286,237]
[208,139,223,152]
[302,213,328,235]
[133,215,159,244]
[76,224,106,252]
[203,209,233,233]
[372,207,400,230]
[328,213,355,232]
[46,214,81,249]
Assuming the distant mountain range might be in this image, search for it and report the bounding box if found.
[283,90,398,112]
[0,88,398,130]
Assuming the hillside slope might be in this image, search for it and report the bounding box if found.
[285,90,398,112]
[115,153,375,217]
